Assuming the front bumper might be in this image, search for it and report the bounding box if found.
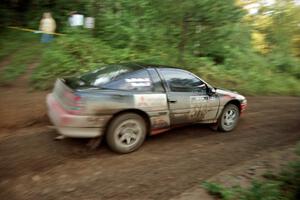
[46,93,110,138]
[240,103,247,113]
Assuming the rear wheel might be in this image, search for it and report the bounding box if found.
[218,104,240,132]
[106,113,146,153]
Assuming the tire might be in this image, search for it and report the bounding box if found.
[106,113,147,154]
[218,104,240,132]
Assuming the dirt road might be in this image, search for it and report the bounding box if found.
[0,96,300,200]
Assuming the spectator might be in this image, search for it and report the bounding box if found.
[39,12,56,43]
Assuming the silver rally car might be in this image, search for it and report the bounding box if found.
[47,63,247,153]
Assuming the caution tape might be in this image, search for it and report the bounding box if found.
[8,26,64,36]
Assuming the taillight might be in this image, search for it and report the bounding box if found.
[63,91,85,114]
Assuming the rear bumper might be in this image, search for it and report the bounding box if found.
[46,93,110,138]
[51,126,104,138]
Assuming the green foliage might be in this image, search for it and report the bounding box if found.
[0,63,27,85]
[0,31,39,60]
[202,181,236,200]
[1,0,299,94]
[28,29,300,95]
[203,143,300,200]
[30,29,178,89]
[0,31,41,85]
[203,181,288,200]
[277,145,300,200]
[250,0,300,78]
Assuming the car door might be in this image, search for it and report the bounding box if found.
[103,68,171,130]
[158,68,218,125]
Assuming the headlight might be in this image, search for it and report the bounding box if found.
[241,99,247,104]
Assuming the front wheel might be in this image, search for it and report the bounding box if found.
[106,113,147,154]
[218,104,240,132]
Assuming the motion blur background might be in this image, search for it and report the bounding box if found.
[0,0,300,95]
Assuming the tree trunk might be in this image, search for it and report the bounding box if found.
[178,16,189,64]
[92,0,103,37]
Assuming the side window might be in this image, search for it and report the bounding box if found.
[148,68,165,92]
[159,69,205,93]
[103,69,152,91]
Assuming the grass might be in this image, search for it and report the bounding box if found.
[0,30,40,59]
[0,63,27,84]
[202,144,300,200]
[0,30,42,85]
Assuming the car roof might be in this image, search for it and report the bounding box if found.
[118,62,182,70]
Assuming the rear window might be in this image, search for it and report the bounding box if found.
[77,64,152,91]
[102,69,152,91]
[80,64,133,87]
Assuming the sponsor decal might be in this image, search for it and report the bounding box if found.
[151,117,169,128]
[134,94,167,108]
[137,96,148,107]
[125,78,150,83]
[125,78,151,87]
[130,82,151,87]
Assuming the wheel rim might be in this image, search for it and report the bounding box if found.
[115,119,142,147]
[222,108,238,129]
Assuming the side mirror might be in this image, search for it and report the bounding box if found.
[197,83,206,89]
[207,87,216,96]
[193,83,206,93]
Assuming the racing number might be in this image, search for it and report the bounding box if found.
[189,96,209,121]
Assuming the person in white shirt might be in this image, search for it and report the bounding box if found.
[39,12,56,43]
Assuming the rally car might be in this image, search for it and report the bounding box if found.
[47,63,247,153]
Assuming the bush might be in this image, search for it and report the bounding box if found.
[3,29,296,95]
[30,30,179,89]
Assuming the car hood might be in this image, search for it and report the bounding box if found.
[215,88,246,101]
